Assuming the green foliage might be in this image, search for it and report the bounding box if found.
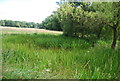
[69,2,96,12]
[2,34,119,79]
[39,2,119,46]
[56,2,119,49]
[40,13,62,31]
[92,2,120,49]
[0,20,42,28]
[57,3,104,38]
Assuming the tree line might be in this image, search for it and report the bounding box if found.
[40,1,120,49]
[0,20,42,28]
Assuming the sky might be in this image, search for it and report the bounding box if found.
[0,0,59,23]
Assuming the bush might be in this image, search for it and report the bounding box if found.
[57,3,104,38]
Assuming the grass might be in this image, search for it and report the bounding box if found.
[2,33,119,79]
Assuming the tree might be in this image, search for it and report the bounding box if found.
[92,2,120,49]
[40,13,62,31]
[0,20,5,26]
[110,2,120,49]
[57,3,75,36]
[57,2,104,38]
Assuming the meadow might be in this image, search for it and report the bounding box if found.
[2,29,119,79]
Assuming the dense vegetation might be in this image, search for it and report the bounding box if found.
[40,14,62,31]
[2,34,119,79]
[40,2,120,49]
[1,1,120,79]
[1,2,119,49]
[0,20,42,28]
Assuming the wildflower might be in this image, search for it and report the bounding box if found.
[45,69,50,72]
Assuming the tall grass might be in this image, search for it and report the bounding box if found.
[2,34,119,79]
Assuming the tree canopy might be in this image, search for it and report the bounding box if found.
[40,1,120,49]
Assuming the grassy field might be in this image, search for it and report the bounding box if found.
[1,28,119,79]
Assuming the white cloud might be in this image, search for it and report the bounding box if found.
[0,0,59,23]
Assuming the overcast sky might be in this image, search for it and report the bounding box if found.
[0,0,59,23]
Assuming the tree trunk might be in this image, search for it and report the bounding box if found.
[111,2,119,49]
[111,25,118,49]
